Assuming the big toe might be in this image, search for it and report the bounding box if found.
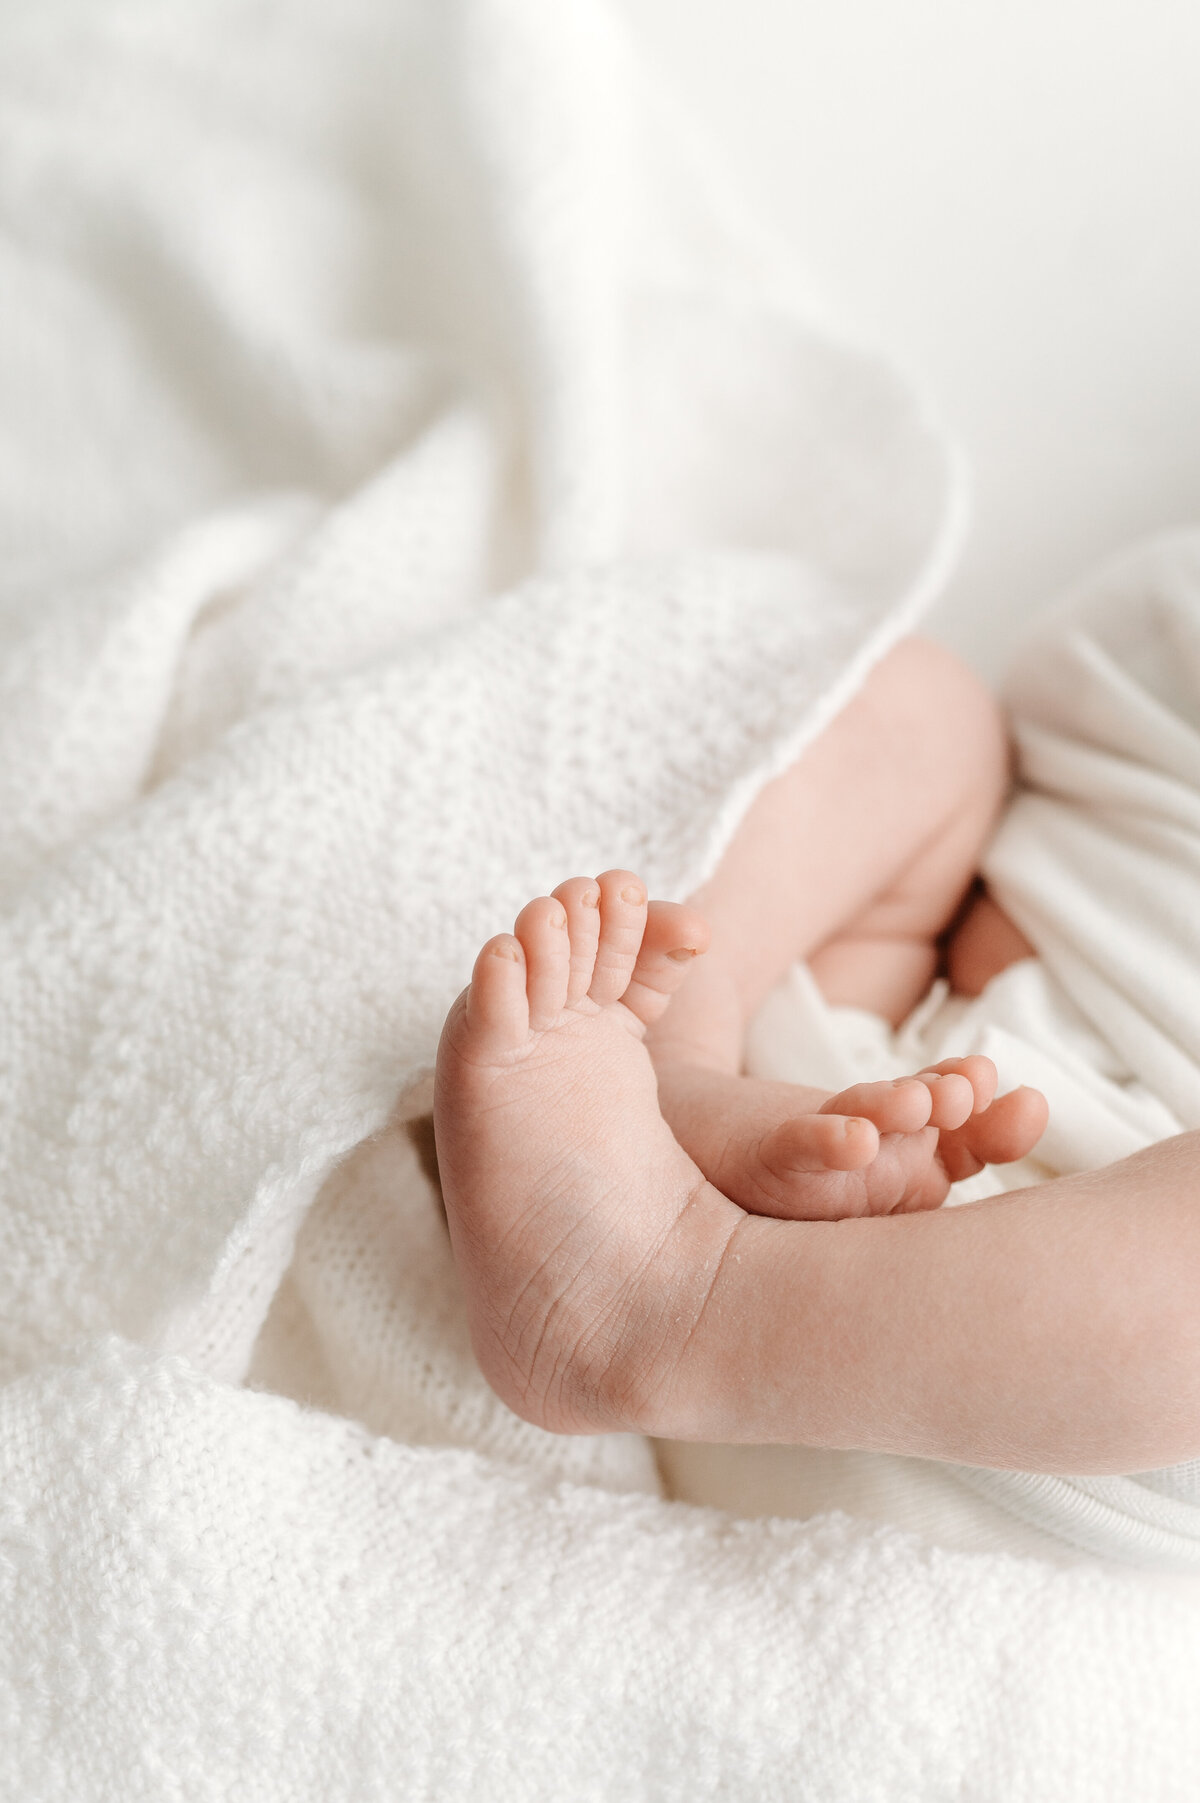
[722,1112,881,1221]
[762,1112,880,1179]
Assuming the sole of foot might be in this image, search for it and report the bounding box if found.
[433,871,739,1434]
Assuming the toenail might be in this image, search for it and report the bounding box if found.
[621,883,646,904]
[892,1077,922,1088]
[581,889,600,908]
[492,940,521,961]
[667,946,698,962]
[550,909,567,929]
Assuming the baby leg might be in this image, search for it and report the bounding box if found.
[654,635,1011,1063]
[946,886,1036,997]
[435,873,1200,1470]
[648,636,1046,1215]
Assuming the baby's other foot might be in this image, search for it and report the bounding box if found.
[433,873,739,1433]
[655,1056,1048,1221]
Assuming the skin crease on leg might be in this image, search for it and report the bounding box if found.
[432,636,1200,1474]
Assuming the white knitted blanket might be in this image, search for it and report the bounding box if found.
[3,2,1199,1797]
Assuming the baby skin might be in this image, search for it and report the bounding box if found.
[435,639,1200,1474]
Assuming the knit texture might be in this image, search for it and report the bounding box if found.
[3,1,1198,1797]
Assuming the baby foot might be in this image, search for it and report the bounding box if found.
[433,871,740,1434]
[654,1056,1049,1222]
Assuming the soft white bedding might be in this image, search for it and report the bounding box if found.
[2,2,1199,1797]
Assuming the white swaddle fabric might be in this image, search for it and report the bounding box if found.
[971,535,1200,1545]
[3,2,1200,1797]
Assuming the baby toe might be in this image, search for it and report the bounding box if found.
[513,895,571,1030]
[917,1070,975,1130]
[923,1054,999,1113]
[551,876,603,1006]
[820,1077,933,1135]
[587,870,649,1007]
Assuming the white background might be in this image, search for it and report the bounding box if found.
[617,0,1200,674]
